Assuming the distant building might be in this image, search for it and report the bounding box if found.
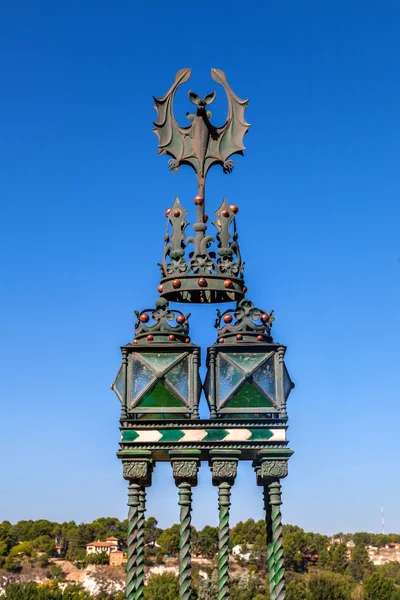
[232,544,252,561]
[109,550,127,567]
[86,536,120,555]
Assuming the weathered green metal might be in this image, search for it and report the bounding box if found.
[114,68,296,600]
[113,340,201,420]
[135,489,146,600]
[254,454,289,600]
[154,68,249,304]
[204,305,294,418]
[118,419,290,462]
[122,454,154,600]
[265,481,286,600]
[170,452,200,600]
[210,451,239,600]
[159,196,246,304]
[126,483,140,600]
[153,68,249,203]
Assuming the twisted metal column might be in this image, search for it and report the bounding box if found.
[126,483,140,600]
[170,452,200,600]
[264,480,286,600]
[135,488,146,600]
[218,482,231,600]
[178,482,193,600]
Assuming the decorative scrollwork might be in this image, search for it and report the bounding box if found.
[134,297,190,344]
[215,298,275,343]
[172,460,199,482]
[260,460,288,480]
[160,198,244,285]
[212,460,238,481]
[123,461,150,482]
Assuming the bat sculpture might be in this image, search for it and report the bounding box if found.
[153,68,250,201]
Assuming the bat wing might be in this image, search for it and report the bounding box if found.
[205,68,250,174]
[153,68,192,162]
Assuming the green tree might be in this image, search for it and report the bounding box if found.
[286,577,307,600]
[144,573,179,600]
[378,561,400,585]
[353,533,371,547]
[364,572,395,600]
[308,571,351,600]
[4,556,22,572]
[144,517,162,548]
[330,544,349,575]
[8,541,35,558]
[33,535,57,555]
[318,547,332,568]
[349,543,373,582]
[85,551,109,565]
[283,531,305,572]
[193,526,218,559]
[157,525,180,557]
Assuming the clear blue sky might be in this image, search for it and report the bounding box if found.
[1,1,399,536]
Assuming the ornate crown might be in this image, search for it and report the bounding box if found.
[158,197,246,303]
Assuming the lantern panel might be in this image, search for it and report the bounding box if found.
[225,381,274,409]
[165,356,189,400]
[227,352,267,372]
[218,354,244,402]
[283,363,293,400]
[140,352,182,371]
[253,356,276,402]
[135,381,184,408]
[131,359,155,404]
[113,367,124,403]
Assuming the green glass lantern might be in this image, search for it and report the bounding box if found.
[204,300,294,418]
[112,299,201,419]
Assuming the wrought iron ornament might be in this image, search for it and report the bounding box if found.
[113,68,296,600]
[154,69,249,303]
[153,68,250,201]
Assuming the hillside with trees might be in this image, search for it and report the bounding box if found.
[1,517,400,599]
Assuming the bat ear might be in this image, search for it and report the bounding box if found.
[188,91,201,105]
[204,91,216,105]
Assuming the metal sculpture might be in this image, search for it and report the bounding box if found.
[153,68,250,201]
[114,68,295,600]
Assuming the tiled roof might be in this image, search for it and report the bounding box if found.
[87,541,115,547]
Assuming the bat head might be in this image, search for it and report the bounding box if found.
[188,91,216,115]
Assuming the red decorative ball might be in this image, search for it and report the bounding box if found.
[243,286,248,293]
[224,279,233,288]
[221,209,229,217]
[176,315,185,324]
[194,195,204,206]
[172,279,181,289]
[261,313,269,323]
[236,334,243,341]
[139,313,149,323]
[168,334,176,341]
[229,204,239,214]
[133,339,139,344]
[157,284,163,293]
[146,335,154,341]
[203,214,209,223]
[257,335,264,342]
[223,314,233,324]
[165,208,171,216]
[173,209,181,217]
[185,337,191,343]
[198,277,207,287]
[218,337,225,343]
